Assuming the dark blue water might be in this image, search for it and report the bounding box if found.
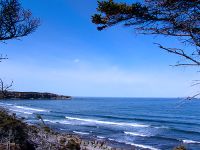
[0,98,200,150]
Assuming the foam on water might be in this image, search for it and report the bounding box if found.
[3,104,49,115]
[127,142,160,150]
[0,102,13,106]
[14,106,47,112]
[65,116,148,128]
[124,131,149,137]
[9,109,33,115]
[44,119,70,125]
[182,139,200,144]
[0,98,200,150]
[97,136,105,139]
[108,138,160,150]
[73,131,89,135]
[154,126,169,129]
[108,138,115,141]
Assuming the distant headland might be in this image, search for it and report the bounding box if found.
[0,91,72,100]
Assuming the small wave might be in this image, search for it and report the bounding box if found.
[183,140,200,144]
[14,106,47,112]
[154,126,169,129]
[9,109,33,115]
[44,119,70,125]
[44,119,56,123]
[73,131,89,135]
[6,104,13,106]
[59,128,66,131]
[0,102,6,105]
[108,138,115,141]
[108,138,160,150]
[5,103,13,106]
[0,103,13,106]
[20,111,33,115]
[124,131,149,137]
[97,136,105,139]
[65,116,148,128]
[7,105,48,115]
[127,142,160,150]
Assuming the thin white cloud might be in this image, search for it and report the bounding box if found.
[0,60,197,97]
[73,58,80,63]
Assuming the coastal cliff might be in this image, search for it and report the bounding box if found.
[0,92,71,100]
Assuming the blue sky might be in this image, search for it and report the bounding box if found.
[0,0,199,97]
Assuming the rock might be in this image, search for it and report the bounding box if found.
[0,108,125,150]
[66,139,80,150]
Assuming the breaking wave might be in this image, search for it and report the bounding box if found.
[124,131,150,137]
[65,116,149,128]
[182,139,200,144]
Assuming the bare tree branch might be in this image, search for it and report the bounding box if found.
[187,93,200,100]
[154,43,200,66]
[0,79,13,99]
[92,0,200,67]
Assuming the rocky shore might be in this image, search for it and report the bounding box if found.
[27,127,115,150]
[0,108,119,150]
[0,108,186,150]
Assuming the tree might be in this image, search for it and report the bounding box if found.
[92,0,200,67]
[0,0,40,61]
[0,0,39,97]
[0,79,13,98]
[0,0,39,41]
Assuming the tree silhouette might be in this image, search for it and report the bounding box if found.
[0,0,40,97]
[92,0,200,66]
[0,79,13,98]
[0,0,40,61]
[0,0,39,41]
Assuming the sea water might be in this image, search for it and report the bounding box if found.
[0,98,200,150]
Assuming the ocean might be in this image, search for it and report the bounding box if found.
[0,98,200,150]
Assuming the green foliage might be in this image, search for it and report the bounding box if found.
[92,0,151,31]
[0,108,33,149]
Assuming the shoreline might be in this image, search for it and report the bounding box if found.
[0,99,187,150]
[51,127,136,150]
[0,91,72,100]
[0,107,133,150]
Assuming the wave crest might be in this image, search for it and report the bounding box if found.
[65,116,148,128]
[183,140,200,144]
[73,131,89,135]
[124,131,149,137]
